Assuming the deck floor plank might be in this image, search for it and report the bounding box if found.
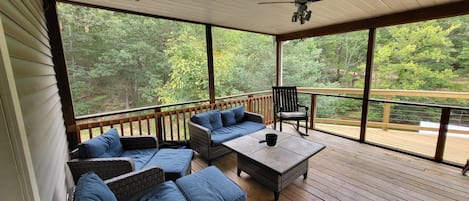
[316,123,469,164]
[190,126,469,201]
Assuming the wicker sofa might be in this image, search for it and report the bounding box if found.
[189,106,265,164]
[70,166,247,201]
[67,128,193,182]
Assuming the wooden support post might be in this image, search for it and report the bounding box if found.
[359,28,376,143]
[44,0,78,149]
[206,25,215,103]
[310,94,317,129]
[275,38,283,86]
[435,107,451,162]
[248,95,253,112]
[382,95,392,131]
[155,107,163,141]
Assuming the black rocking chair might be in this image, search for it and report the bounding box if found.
[272,86,309,136]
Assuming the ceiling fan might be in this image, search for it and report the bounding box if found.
[258,0,321,24]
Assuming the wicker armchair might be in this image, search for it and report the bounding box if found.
[68,135,159,183]
[189,111,264,164]
[68,166,165,201]
[106,166,165,201]
[70,166,247,201]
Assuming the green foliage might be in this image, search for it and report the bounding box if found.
[374,20,459,90]
[58,3,468,122]
[283,39,327,86]
[158,27,208,103]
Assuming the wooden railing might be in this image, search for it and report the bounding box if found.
[298,88,469,135]
[69,91,273,143]
[70,88,469,143]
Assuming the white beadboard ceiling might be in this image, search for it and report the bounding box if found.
[63,0,462,35]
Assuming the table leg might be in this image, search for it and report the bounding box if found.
[237,168,242,177]
[303,172,308,179]
[463,159,469,175]
[274,191,279,201]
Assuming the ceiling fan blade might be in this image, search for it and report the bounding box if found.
[258,1,295,4]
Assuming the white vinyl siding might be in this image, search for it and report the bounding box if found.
[0,0,69,200]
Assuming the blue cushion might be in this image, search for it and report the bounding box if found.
[221,110,237,126]
[176,166,246,201]
[191,110,223,131]
[79,128,124,158]
[145,149,193,181]
[211,127,243,144]
[120,148,158,170]
[124,181,186,201]
[231,121,266,136]
[232,106,245,123]
[74,172,117,201]
[191,112,212,130]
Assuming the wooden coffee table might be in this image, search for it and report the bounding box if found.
[222,128,325,201]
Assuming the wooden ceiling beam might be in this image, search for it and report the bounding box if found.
[276,1,469,42]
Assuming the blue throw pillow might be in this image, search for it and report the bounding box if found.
[74,172,117,201]
[232,106,245,123]
[208,110,223,130]
[191,110,223,131]
[221,110,237,126]
[191,112,213,130]
[79,128,124,158]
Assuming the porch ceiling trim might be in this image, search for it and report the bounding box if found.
[277,1,469,41]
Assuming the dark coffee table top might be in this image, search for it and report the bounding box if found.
[222,128,325,174]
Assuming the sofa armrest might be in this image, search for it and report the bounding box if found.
[105,166,165,201]
[69,148,80,159]
[67,157,135,183]
[120,136,158,150]
[244,111,264,123]
[189,121,212,139]
[189,121,212,150]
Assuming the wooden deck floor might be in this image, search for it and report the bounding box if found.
[191,126,469,201]
[316,123,469,165]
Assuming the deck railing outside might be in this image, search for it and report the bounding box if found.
[298,88,469,165]
[69,91,273,142]
[69,88,469,165]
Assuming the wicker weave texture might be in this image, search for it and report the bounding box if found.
[67,158,135,183]
[105,167,165,200]
[189,112,265,162]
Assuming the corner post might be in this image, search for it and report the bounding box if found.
[206,25,215,104]
[359,28,376,143]
[43,0,78,149]
[275,37,283,87]
[435,107,451,162]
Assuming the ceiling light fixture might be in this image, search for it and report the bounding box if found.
[258,0,320,25]
[291,3,312,24]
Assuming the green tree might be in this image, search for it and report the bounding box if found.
[158,26,208,104]
[440,15,469,74]
[282,39,327,87]
[315,31,368,87]
[374,20,458,90]
[213,28,276,96]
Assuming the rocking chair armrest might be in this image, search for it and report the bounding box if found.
[297,103,309,111]
[273,103,283,111]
